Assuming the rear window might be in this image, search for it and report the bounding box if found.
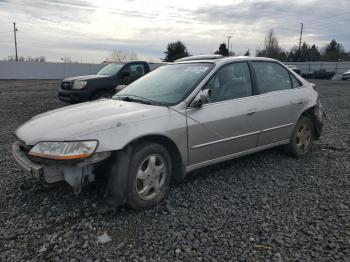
[252,62,292,94]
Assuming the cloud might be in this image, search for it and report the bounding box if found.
[189,1,350,42]
[0,0,349,62]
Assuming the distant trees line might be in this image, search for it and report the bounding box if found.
[4,56,81,63]
[5,55,46,62]
[3,29,349,63]
[163,29,350,62]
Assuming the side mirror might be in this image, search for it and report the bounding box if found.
[191,89,211,108]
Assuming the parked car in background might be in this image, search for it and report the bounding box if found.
[302,69,335,80]
[13,56,325,211]
[342,69,350,80]
[58,61,158,103]
[286,64,301,75]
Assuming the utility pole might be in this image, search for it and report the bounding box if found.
[13,22,18,61]
[227,36,231,56]
[298,23,303,61]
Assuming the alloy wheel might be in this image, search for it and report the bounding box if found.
[135,154,167,201]
[296,123,312,154]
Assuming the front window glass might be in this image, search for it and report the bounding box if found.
[130,64,145,76]
[97,64,123,75]
[204,62,252,102]
[114,63,212,105]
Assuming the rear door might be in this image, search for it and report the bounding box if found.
[186,62,260,166]
[250,61,309,146]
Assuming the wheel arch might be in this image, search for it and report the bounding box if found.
[300,105,322,140]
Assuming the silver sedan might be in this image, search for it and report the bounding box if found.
[13,55,325,210]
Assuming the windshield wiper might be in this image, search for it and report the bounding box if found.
[114,95,153,105]
[114,94,167,106]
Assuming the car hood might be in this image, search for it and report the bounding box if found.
[16,99,169,147]
[63,74,111,81]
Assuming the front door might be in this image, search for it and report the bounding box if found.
[186,62,259,167]
[120,63,146,85]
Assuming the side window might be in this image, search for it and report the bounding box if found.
[130,64,145,81]
[252,62,292,94]
[290,74,302,88]
[204,62,253,103]
[120,65,131,85]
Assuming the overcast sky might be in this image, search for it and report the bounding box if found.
[0,0,349,63]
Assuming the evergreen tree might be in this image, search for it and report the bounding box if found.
[164,41,190,62]
[214,43,229,56]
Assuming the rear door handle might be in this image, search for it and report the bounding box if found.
[292,99,305,105]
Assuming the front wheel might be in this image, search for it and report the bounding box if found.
[285,116,315,157]
[127,142,172,210]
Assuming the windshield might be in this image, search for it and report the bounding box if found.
[114,63,212,105]
[97,64,123,75]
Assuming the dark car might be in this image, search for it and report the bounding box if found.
[58,61,152,103]
[302,69,335,80]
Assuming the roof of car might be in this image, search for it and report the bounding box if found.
[175,55,224,62]
[173,55,279,65]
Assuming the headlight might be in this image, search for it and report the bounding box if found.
[72,80,87,89]
[29,141,98,160]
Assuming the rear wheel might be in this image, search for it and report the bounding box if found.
[285,116,314,157]
[127,142,172,210]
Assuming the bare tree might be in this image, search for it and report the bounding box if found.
[257,29,282,59]
[7,55,46,62]
[36,56,46,62]
[61,57,73,63]
[107,49,138,62]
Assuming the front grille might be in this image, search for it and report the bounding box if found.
[61,81,72,90]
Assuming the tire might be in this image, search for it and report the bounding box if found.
[126,142,172,210]
[285,116,315,157]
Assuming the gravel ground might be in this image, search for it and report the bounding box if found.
[0,79,349,261]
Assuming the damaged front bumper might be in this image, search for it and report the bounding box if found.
[313,98,326,139]
[12,141,111,193]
